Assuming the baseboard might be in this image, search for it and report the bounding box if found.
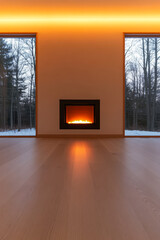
[37,134,123,138]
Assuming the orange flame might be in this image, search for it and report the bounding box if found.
[67,120,93,124]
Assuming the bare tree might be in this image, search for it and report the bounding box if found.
[20,38,36,129]
[13,39,27,131]
[152,38,158,130]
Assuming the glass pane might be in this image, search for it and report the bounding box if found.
[0,36,36,136]
[125,35,160,136]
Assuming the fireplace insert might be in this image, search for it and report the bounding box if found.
[60,99,100,129]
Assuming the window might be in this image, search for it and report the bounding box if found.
[125,34,160,136]
[0,34,36,136]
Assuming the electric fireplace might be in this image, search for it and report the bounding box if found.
[60,100,100,129]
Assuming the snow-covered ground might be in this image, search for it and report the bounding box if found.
[0,128,36,136]
[1,128,160,136]
[125,130,160,136]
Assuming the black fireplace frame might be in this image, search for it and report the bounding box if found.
[60,99,100,129]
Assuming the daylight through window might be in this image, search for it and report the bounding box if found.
[0,35,36,136]
[125,34,160,136]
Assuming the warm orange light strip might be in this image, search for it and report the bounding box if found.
[68,120,93,124]
[0,14,160,25]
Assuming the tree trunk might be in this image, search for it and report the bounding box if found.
[29,38,36,129]
[152,38,158,131]
[142,38,150,130]
[2,77,6,130]
[15,41,21,132]
[147,38,152,130]
[29,73,33,129]
[10,78,14,129]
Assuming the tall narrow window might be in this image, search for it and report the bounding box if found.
[0,34,36,136]
[125,34,160,136]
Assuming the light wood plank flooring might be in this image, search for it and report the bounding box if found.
[0,137,160,240]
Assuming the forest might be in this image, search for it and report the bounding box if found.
[125,36,160,133]
[0,37,36,134]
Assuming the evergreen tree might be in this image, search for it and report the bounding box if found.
[0,38,13,130]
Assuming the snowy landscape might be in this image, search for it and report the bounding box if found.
[0,37,36,136]
[125,130,160,136]
[125,37,160,134]
[0,128,36,136]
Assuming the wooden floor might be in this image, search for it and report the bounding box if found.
[0,138,160,239]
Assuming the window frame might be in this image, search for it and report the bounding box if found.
[123,32,160,137]
[0,33,37,138]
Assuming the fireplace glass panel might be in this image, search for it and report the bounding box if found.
[66,106,94,124]
[60,99,100,129]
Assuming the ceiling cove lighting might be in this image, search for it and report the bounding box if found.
[0,14,160,25]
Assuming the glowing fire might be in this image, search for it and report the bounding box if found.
[68,120,93,124]
[66,105,94,124]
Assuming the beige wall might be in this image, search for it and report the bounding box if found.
[38,30,123,135]
[0,1,159,135]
